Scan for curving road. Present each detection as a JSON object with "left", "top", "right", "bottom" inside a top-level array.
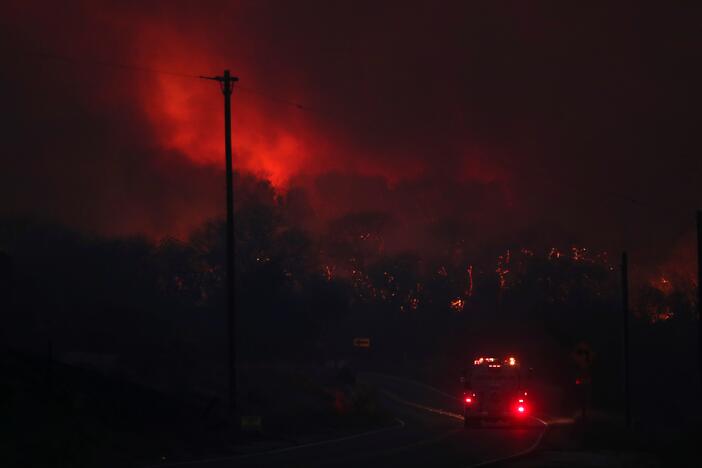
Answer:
[{"left": 160, "top": 373, "right": 547, "bottom": 468}]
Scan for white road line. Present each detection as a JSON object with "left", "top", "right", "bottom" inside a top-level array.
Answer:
[
  {"left": 143, "top": 418, "right": 406, "bottom": 468},
  {"left": 381, "top": 389, "right": 464, "bottom": 421},
  {"left": 367, "top": 373, "right": 550, "bottom": 467},
  {"left": 151, "top": 374, "right": 551, "bottom": 468},
  {"left": 465, "top": 417, "right": 548, "bottom": 468}
]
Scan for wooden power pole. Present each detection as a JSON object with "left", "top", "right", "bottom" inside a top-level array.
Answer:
[{"left": 202, "top": 70, "right": 239, "bottom": 417}]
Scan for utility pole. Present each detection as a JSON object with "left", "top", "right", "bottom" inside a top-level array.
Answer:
[
  {"left": 697, "top": 211, "right": 702, "bottom": 383},
  {"left": 201, "top": 70, "right": 239, "bottom": 417},
  {"left": 621, "top": 252, "right": 631, "bottom": 428}
]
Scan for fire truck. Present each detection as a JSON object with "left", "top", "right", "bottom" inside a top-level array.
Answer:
[{"left": 461, "top": 356, "right": 531, "bottom": 427}]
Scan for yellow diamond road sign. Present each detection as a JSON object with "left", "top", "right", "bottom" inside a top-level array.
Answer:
[{"left": 353, "top": 337, "right": 371, "bottom": 348}]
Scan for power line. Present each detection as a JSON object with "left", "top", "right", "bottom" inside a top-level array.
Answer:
[
  {"left": 14, "top": 49, "right": 202, "bottom": 80},
  {"left": 237, "top": 85, "right": 306, "bottom": 110},
  {"left": 10, "top": 48, "right": 314, "bottom": 111},
  {"left": 7, "top": 48, "right": 700, "bottom": 221}
]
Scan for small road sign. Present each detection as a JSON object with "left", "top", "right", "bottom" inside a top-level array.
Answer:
[{"left": 353, "top": 337, "right": 371, "bottom": 348}]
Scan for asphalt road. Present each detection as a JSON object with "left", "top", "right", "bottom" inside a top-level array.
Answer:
[{"left": 166, "top": 373, "right": 547, "bottom": 468}]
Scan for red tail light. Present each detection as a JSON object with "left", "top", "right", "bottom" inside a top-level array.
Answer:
[{"left": 514, "top": 397, "right": 528, "bottom": 415}]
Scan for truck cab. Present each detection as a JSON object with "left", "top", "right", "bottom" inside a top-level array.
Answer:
[{"left": 461, "top": 356, "right": 530, "bottom": 427}]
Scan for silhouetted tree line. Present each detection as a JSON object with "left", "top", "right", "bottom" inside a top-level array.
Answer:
[{"left": 1, "top": 174, "right": 698, "bottom": 411}]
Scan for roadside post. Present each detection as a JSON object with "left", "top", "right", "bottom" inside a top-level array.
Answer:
[{"left": 573, "top": 341, "right": 594, "bottom": 423}]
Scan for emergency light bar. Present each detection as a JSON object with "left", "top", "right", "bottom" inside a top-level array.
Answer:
[{"left": 473, "top": 356, "right": 519, "bottom": 366}]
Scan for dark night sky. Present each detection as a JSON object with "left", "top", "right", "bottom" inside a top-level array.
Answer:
[{"left": 1, "top": 1, "right": 701, "bottom": 274}]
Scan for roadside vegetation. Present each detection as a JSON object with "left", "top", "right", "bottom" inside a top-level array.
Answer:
[{"left": 2, "top": 171, "right": 699, "bottom": 466}]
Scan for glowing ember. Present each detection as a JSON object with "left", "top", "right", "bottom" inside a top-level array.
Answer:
[
  {"left": 654, "top": 276, "right": 674, "bottom": 295},
  {"left": 323, "top": 265, "right": 334, "bottom": 281},
  {"left": 571, "top": 247, "right": 586, "bottom": 261},
  {"left": 520, "top": 248, "right": 534, "bottom": 257},
  {"left": 548, "top": 248, "right": 562, "bottom": 260},
  {"left": 496, "top": 250, "right": 511, "bottom": 290},
  {"left": 466, "top": 264, "right": 474, "bottom": 297}
]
